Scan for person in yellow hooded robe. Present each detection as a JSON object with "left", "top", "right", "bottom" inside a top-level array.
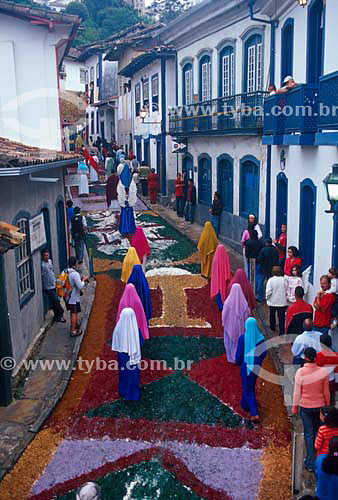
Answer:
[
  {"left": 197, "top": 221, "right": 218, "bottom": 278},
  {"left": 121, "top": 247, "right": 141, "bottom": 283}
]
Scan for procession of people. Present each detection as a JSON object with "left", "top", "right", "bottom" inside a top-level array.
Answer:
[{"left": 50, "top": 141, "right": 338, "bottom": 499}]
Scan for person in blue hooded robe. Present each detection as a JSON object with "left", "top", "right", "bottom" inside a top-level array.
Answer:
[
  {"left": 117, "top": 171, "right": 137, "bottom": 236},
  {"left": 235, "top": 317, "right": 266, "bottom": 423},
  {"left": 128, "top": 264, "right": 152, "bottom": 322}
]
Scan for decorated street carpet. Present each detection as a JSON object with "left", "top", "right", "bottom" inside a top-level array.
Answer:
[{"left": 0, "top": 201, "right": 291, "bottom": 500}]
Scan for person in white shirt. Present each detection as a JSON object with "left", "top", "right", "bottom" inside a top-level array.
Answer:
[
  {"left": 266, "top": 265, "right": 288, "bottom": 335},
  {"left": 67, "top": 256, "right": 89, "bottom": 337},
  {"left": 291, "top": 318, "right": 322, "bottom": 365}
]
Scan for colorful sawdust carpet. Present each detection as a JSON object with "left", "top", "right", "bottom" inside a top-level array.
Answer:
[{"left": 0, "top": 205, "right": 291, "bottom": 500}]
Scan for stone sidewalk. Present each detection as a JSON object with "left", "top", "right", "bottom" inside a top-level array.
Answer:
[{"left": 0, "top": 279, "right": 96, "bottom": 481}]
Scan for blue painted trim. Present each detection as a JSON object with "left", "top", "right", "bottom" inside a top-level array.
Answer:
[
  {"left": 275, "top": 172, "right": 288, "bottom": 238},
  {"left": 265, "top": 145, "right": 271, "bottom": 238},
  {"left": 134, "top": 134, "right": 162, "bottom": 140},
  {"left": 320, "top": 69, "right": 338, "bottom": 82},
  {"left": 315, "top": 132, "right": 338, "bottom": 145},
  {"left": 174, "top": 128, "right": 264, "bottom": 137},
  {"left": 242, "top": 29, "right": 264, "bottom": 93},
  {"left": 55, "top": 196, "right": 68, "bottom": 271},
  {"left": 98, "top": 53, "right": 103, "bottom": 102},
  {"left": 161, "top": 58, "right": 167, "bottom": 195},
  {"left": 218, "top": 45, "right": 235, "bottom": 98},
  {"left": 198, "top": 54, "right": 211, "bottom": 102},
  {"left": 182, "top": 62, "right": 193, "bottom": 106},
  {"left": 262, "top": 135, "right": 284, "bottom": 145},
  {"left": 281, "top": 18, "right": 294, "bottom": 86},
  {"left": 332, "top": 207, "right": 338, "bottom": 267},
  {"left": 283, "top": 133, "right": 316, "bottom": 145},
  {"left": 0, "top": 253, "right": 13, "bottom": 405},
  {"left": 198, "top": 153, "right": 212, "bottom": 206},
  {"left": 239, "top": 155, "right": 260, "bottom": 218},
  {"left": 306, "top": 0, "right": 325, "bottom": 84},
  {"left": 217, "top": 153, "right": 234, "bottom": 213},
  {"left": 299, "top": 178, "right": 317, "bottom": 283}
]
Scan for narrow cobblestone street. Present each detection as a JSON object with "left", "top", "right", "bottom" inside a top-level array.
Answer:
[{"left": 0, "top": 191, "right": 291, "bottom": 500}]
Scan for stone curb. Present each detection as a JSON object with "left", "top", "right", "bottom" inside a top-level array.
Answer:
[{"left": 0, "top": 280, "right": 96, "bottom": 481}]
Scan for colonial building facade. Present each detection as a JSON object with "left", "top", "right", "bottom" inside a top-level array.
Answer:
[
  {"left": 161, "top": 0, "right": 271, "bottom": 249},
  {"left": 262, "top": 0, "right": 338, "bottom": 301}
]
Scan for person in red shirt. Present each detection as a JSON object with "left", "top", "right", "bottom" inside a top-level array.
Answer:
[
  {"left": 147, "top": 168, "right": 158, "bottom": 204},
  {"left": 284, "top": 245, "right": 302, "bottom": 276},
  {"left": 286, "top": 286, "right": 313, "bottom": 335},
  {"left": 314, "top": 275, "right": 336, "bottom": 334},
  {"left": 175, "top": 172, "right": 185, "bottom": 217},
  {"left": 273, "top": 224, "right": 287, "bottom": 270},
  {"left": 316, "top": 333, "right": 338, "bottom": 404},
  {"left": 315, "top": 406, "right": 338, "bottom": 456}
]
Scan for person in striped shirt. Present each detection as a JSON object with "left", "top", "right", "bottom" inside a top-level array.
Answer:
[{"left": 315, "top": 407, "right": 338, "bottom": 456}]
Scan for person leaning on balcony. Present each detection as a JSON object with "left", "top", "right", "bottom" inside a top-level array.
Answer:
[
  {"left": 277, "top": 75, "right": 298, "bottom": 94},
  {"left": 268, "top": 84, "right": 277, "bottom": 96}
]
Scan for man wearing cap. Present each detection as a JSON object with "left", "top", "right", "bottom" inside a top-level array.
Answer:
[{"left": 277, "top": 75, "right": 298, "bottom": 93}]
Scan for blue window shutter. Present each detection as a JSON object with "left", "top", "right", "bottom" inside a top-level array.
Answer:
[
  {"left": 281, "top": 19, "right": 294, "bottom": 86},
  {"left": 299, "top": 179, "right": 317, "bottom": 278},
  {"left": 240, "top": 157, "right": 259, "bottom": 217},
  {"left": 198, "top": 155, "right": 212, "bottom": 206},
  {"left": 217, "top": 155, "right": 233, "bottom": 213}
]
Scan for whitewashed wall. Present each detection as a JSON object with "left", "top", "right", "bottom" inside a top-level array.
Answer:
[
  {"left": 0, "top": 13, "right": 68, "bottom": 150},
  {"left": 60, "top": 58, "right": 85, "bottom": 93}
]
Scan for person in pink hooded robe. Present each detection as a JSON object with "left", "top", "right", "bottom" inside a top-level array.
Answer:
[
  {"left": 131, "top": 227, "right": 151, "bottom": 272},
  {"left": 222, "top": 283, "right": 250, "bottom": 363},
  {"left": 116, "top": 283, "right": 149, "bottom": 342},
  {"left": 210, "top": 244, "right": 232, "bottom": 311}
]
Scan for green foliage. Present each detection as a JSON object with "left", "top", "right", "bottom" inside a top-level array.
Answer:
[
  {"left": 64, "top": 1, "right": 89, "bottom": 20},
  {"left": 66, "top": 0, "right": 147, "bottom": 47},
  {"left": 152, "top": 0, "right": 192, "bottom": 24}
]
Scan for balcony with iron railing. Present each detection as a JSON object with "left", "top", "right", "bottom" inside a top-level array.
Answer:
[
  {"left": 169, "top": 91, "right": 268, "bottom": 136},
  {"left": 315, "top": 70, "right": 338, "bottom": 145},
  {"left": 262, "top": 84, "right": 319, "bottom": 145}
]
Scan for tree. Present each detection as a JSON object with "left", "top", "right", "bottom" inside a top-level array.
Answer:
[
  {"left": 96, "top": 6, "right": 140, "bottom": 39},
  {"left": 73, "top": 19, "right": 100, "bottom": 47},
  {"left": 152, "top": 0, "right": 192, "bottom": 24},
  {"left": 64, "top": 1, "right": 89, "bottom": 20}
]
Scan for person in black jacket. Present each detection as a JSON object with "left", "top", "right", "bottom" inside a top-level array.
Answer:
[
  {"left": 256, "top": 238, "right": 279, "bottom": 302},
  {"left": 209, "top": 191, "right": 222, "bottom": 236},
  {"left": 184, "top": 179, "right": 197, "bottom": 223}
]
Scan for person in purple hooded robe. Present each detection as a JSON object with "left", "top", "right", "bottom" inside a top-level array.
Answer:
[{"left": 222, "top": 283, "right": 250, "bottom": 363}]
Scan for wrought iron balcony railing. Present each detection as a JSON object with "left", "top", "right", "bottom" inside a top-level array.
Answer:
[
  {"left": 263, "top": 84, "right": 319, "bottom": 136},
  {"left": 318, "top": 71, "right": 338, "bottom": 129},
  {"left": 169, "top": 91, "right": 268, "bottom": 136}
]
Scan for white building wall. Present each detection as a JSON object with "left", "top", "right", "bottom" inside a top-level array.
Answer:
[
  {"left": 60, "top": 59, "right": 85, "bottom": 93},
  {"left": 0, "top": 13, "right": 66, "bottom": 150}
]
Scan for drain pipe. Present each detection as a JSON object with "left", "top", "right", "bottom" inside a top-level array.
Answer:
[{"left": 248, "top": 0, "right": 278, "bottom": 238}]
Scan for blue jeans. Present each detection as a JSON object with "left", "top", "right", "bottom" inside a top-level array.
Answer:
[
  {"left": 256, "top": 266, "right": 266, "bottom": 302},
  {"left": 184, "top": 201, "right": 195, "bottom": 223},
  {"left": 300, "top": 406, "right": 321, "bottom": 470},
  {"left": 315, "top": 326, "right": 329, "bottom": 334},
  {"left": 176, "top": 197, "right": 184, "bottom": 217},
  {"left": 211, "top": 215, "right": 220, "bottom": 236},
  {"left": 74, "top": 237, "right": 85, "bottom": 263},
  {"left": 44, "top": 288, "right": 64, "bottom": 321}
]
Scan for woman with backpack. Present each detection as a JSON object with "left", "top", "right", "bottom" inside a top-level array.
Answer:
[{"left": 71, "top": 207, "right": 87, "bottom": 265}]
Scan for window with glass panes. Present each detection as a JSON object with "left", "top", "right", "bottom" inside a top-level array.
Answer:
[
  {"left": 200, "top": 56, "right": 211, "bottom": 101},
  {"left": 135, "top": 83, "right": 141, "bottom": 116},
  {"left": 184, "top": 67, "right": 193, "bottom": 105},
  {"left": 15, "top": 218, "right": 34, "bottom": 303},
  {"left": 90, "top": 66, "right": 94, "bottom": 83},
  {"left": 245, "top": 34, "right": 263, "bottom": 93},
  {"left": 80, "top": 68, "right": 86, "bottom": 84},
  {"left": 221, "top": 47, "right": 234, "bottom": 97},
  {"left": 151, "top": 74, "right": 159, "bottom": 111},
  {"left": 143, "top": 78, "right": 149, "bottom": 108}
]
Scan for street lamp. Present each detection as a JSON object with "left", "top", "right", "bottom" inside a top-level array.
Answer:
[
  {"left": 323, "top": 164, "right": 338, "bottom": 212},
  {"left": 139, "top": 107, "right": 148, "bottom": 123},
  {"left": 297, "top": 0, "right": 308, "bottom": 6},
  {"left": 139, "top": 106, "right": 161, "bottom": 124}
]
